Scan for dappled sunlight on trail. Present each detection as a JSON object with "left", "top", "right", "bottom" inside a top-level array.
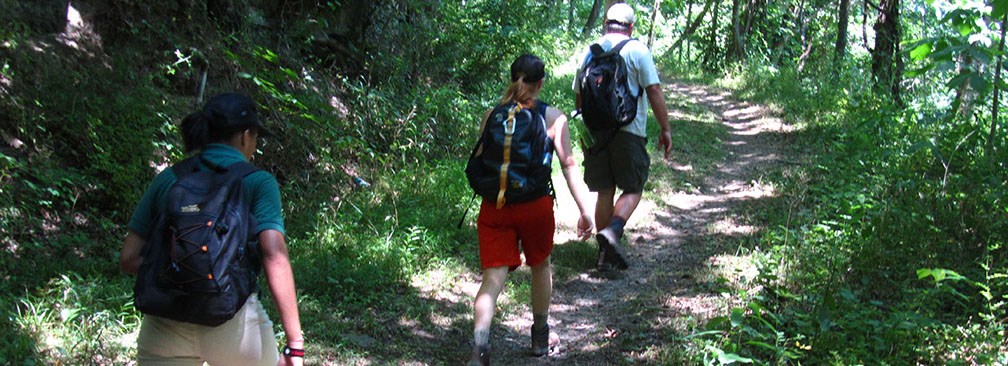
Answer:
[{"left": 411, "top": 80, "right": 799, "bottom": 364}]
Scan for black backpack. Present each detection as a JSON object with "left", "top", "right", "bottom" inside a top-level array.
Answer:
[
  {"left": 576, "top": 39, "right": 638, "bottom": 133},
  {"left": 465, "top": 101, "right": 553, "bottom": 209},
  {"left": 134, "top": 156, "right": 262, "bottom": 326}
]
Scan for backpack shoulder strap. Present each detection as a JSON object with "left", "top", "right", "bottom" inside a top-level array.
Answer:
[
  {"left": 534, "top": 100, "right": 549, "bottom": 117},
  {"left": 610, "top": 38, "right": 635, "bottom": 55},
  {"left": 172, "top": 155, "right": 259, "bottom": 180},
  {"left": 222, "top": 161, "right": 260, "bottom": 180},
  {"left": 171, "top": 156, "right": 202, "bottom": 179},
  {"left": 534, "top": 101, "right": 555, "bottom": 151}
]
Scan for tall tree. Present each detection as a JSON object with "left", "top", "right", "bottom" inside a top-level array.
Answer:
[
  {"left": 569, "top": 0, "right": 577, "bottom": 32},
  {"left": 583, "top": 0, "right": 604, "bottom": 35},
  {"left": 730, "top": 0, "right": 745, "bottom": 61},
  {"left": 834, "top": 0, "right": 850, "bottom": 64},
  {"left": 989, "top": 10, "right": 1008, "bottom": 153},
  {"left": 680, "top": 0, "right": 695, "bottom": 63},
  {"left": 796, "top": 0, "right": 812, "bottom": 71},
  {"left": 870, "top": 0, "right": 903, "bottom": 105},
  {"left": 703, "top": 0, "right": 722, "bottom": 70},
  {"left": 671, "top": 0, "right": 717, "bottom": 52},
  {"left": 647, "top": 0, "right": 662, "bottom": 48}
]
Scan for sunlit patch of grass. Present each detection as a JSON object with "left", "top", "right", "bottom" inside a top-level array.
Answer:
[
  {"left": 701, "top": 254, "right": 760, "bottom": 293},
  {"left": 648, "top": 89, "right": 729, "bottom": 193},
  {"left": 922, "top": 322, "right": 1008, "bottom": 365},
  {"left": 9, "top": 273, "right": 138, "bottom": 365},
  {"left": 551, "top": 239, "right": 597, "bottom": 280}
]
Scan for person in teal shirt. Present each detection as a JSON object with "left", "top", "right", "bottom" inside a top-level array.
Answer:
[{"left": 120, "top": 93, "right": 305, "bottom": 366}]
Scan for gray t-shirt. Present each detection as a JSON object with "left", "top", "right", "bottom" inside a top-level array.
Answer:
[{"left": 574, "top": 33, "right": 661, "bottom": 138}]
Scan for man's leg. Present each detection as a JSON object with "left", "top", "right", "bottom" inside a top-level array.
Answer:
[
  {"left": 596, "top": 191, "right": 641, "bottom": 270},
  {"left": 594, "top": 188, "right": 616, "bottom": 270},
  {"left": 594, "top": 187, "right": 617, "bottom": 230},
  {"left": 611, "top": 191, "right": 642, "bottom": 229}
]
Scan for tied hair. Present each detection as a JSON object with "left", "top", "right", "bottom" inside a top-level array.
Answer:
[
  {"left": 181, "top": 110, "right": 212, "bottom": 153},
  {"left": 500, "top": 74, "right": 538, "bottom": 108},
  {"left": 180, "top": 109, "right": 248, "bottom": 153}
]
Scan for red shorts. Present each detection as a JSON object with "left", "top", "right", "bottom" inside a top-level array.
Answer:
[{"left": 477, "top": 195, "right": 555, "bottom": 270}]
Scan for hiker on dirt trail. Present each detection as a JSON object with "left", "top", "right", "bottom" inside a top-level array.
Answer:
[
  {"left": 119, "top": 93, "right": 305, "bottom": 366},
  {"left": 466, "top": 54, "right": 595, "bottom": 365},
  {"left": 573, "top": 2, "right": 672, "bottom": 272}
]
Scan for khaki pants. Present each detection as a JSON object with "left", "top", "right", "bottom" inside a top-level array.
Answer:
[{"left": 137, "top": 294, "right": 279, "bottom": 366}]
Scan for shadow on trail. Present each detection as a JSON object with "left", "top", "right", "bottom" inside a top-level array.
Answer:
[
  {"left": 521, "top": 81, "right": 800, "bottom": 365},
  {"left": 355, "top": 81, "right": 804, "bottom": 365}
]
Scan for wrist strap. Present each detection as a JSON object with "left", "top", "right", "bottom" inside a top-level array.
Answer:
[{"left": 282, "top": 345, "right": 305, "bottom": 358}]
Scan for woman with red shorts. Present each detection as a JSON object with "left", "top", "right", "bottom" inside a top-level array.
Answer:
[{"left": 468, "top": 54, "right": 594, "bottom": 365}]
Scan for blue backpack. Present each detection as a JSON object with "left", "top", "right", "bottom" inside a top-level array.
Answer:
[
  {"left": 134, "top": 156, "right": 261, "bottom": 326},
  {"left": 465, "top": 101, "right": 554, "bottom": 209}
]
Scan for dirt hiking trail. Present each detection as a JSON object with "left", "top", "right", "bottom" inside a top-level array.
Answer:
[{"left": 446, "top": 81, "right": 794, "bottom": 365}]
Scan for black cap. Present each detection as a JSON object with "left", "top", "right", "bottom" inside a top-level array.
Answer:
[
  {"left": 510, "top": 54, "right": 545, "bottom": 83},
  {"left": 203, "top": 93, "right": 272, "bottom": 137}
]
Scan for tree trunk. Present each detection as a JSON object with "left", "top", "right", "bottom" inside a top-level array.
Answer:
[
  {"left": 861, "top": 0, "right": 870, "bottom": 51},
  {"left": 583, "top": 0, "right": 604, "bottom": 36},
  {"left": 834, "top": 0, "right": 849, "bottom": 64},
  {"left": 647, "top": 0, "right": 662, "bottom": 48},
  {"left": 730, "top": 0, "right": 745, "bottom": 62},
  {"left": 795, "top": 0, "right": 808, "bottom": 70},
  {"left": 743, "top": 0, "right": 757, "bottom": 38},
  {"left": 770, "top": 1, "right": 794, "bottom": 65},
  {"left": 681, "top": 0, "right": 697, "bottom": 63},
  {"left": 704, "top": 0, "right": 721, "bottom": 69},
  {"left": 670, "top": 0, "right": 717, "bottom": 52},
  {"left": 988, "top": 10, "right": 1008, "bottom": 154},
  {"left": 871, "top": 0, "right": 903, "bottom": 105},
  {"left": 569, "top": 0, "right": 576, "bottom": 32}
]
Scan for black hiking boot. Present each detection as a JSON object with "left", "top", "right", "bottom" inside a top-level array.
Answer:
[
  {"left": 596, "top": 227, "right": 628, "bottom": 270},
  {"left": 467, "top": 343, "right": 489, "bottom": 366},
  {"left": 597, "top": 241, "right": 611, "bottom": 271},
  {"left": 531, "top": 324, "right": 559, "bottom": 357}
]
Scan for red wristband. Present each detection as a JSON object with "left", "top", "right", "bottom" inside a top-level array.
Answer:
[{"left": 282, "top": 345, "right": 304, "bottom": 358}]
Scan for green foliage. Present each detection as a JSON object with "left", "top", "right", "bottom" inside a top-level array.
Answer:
[
  {"left": 5, "top": 0, "right": 1007, "bottom": 363},
  {"left": 691, "top": 290, "right": 805, "bottom": 365},
  {"left": 676, "top": 1, "right": 1008, "bottom": 361},
  {"left": 2, "top": 273, "right": 138, "bottom": 365}
]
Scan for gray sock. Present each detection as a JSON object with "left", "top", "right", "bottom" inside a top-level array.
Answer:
[{"left": 473, "top": 328, "right": 490, "bottom": 347}]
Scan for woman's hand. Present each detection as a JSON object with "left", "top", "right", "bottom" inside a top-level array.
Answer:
[
  {"left": 576, "top": 213, "right": 594, "bottom": 240},
  {"left": 279, "top": 354, "right": 303, "bottom": 366}
]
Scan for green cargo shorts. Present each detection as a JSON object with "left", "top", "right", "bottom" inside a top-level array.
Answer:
[{"left": 583, "top": 130, "right": 650, "bottom": 193}]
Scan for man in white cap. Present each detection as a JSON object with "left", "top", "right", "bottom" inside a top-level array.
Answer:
[{"left": 573, "top": 2, "right": 672, "bottom": 272}]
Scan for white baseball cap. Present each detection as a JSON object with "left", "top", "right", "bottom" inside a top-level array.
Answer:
[{"left": 606, "top": 3, "right": 635, "bottom": 25}]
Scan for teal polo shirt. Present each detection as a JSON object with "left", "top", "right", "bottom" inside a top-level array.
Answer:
[{"left": 128, "top": 144, "right": 285, "bottom": 239}]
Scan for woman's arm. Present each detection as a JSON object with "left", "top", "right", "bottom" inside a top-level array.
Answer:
[
  {"left": 260, "top": 229, "right": 304, "bottom": 366},
  {"left": 547, "top": 107, "right": 594, "bottom": 240},
  {"left": 120, "top": 230, "right": 145, "bottom": 274}
]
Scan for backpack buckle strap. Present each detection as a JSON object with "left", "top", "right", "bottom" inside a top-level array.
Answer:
[
  {"left": 496, "top": 105, "right": 521, "bottom": 208},
  {"left": 502, "top": 105, "right": 519, "bottom": 135}
]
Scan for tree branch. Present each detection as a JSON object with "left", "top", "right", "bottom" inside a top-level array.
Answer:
[{"left": 669, "top": 0, "right": 717, "bottom": 51}]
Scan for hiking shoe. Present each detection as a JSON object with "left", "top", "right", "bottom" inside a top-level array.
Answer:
[
  {"left": 467, "top": 343, "right": 490, "bottom": 366},
  {"left": 597, "top": 242, "right": 612, "bottom": 271},
  {"left": 531, "top": 325, "right": 559, "bottom": 357},
  {"left": 596, "top": 228, "right": 628, "bottom": 270}
]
